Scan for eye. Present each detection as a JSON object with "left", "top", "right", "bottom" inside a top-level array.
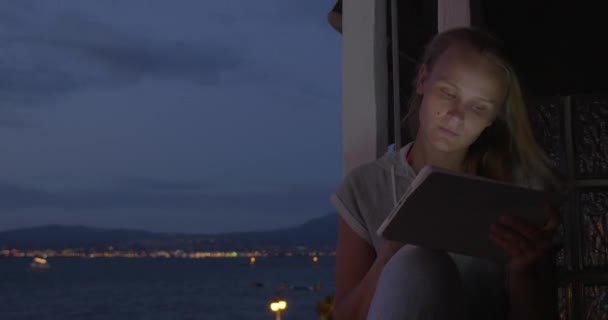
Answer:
[
  {"left": 439, "top": 87, "right": 456, "bottom": 99},
  {"left": 470, "top": 104, "right": 488, "bottom": 112}
]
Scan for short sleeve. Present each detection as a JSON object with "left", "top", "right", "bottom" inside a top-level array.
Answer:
[{"left": 330, "top": 169, "right": 372, "bottom": 245}]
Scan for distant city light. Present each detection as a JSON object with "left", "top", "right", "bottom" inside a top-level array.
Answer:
[{"left": 0, "top": 247, "right": 336, "bottom": 259}]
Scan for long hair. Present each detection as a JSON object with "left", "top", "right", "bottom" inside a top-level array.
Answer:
[{"left": 403, "top": 27, "right": 564, "bottom": 192}]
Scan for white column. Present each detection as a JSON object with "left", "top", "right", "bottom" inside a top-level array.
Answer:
[
  {"left": 341, "top": 0, "right": 388, "bottom": 176},
  {"left": 437, "top": 0, "right": 470, "bottom": 31}
]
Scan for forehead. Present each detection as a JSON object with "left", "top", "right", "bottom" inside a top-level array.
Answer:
[{"left": 429, "top": 45, "right": 508, "bottom": 102}]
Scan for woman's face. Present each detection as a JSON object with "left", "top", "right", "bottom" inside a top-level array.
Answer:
[{"left": 416, "top": 44, "right": 508, "bottom": 154}]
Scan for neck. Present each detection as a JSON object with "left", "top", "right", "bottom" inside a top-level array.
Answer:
[{"left": 409, "top": 140, "right": 467, "bottom": 174}]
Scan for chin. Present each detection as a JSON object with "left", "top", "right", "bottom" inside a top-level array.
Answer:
[
  {"left": 419, "top": 128, "right": 470, "bottom": 153},
  {"left": 431, "top": 140, "right": 456, "bottom": 152},
  {"left": 429, "top": 136, "right": 467, "bottom": 153}
]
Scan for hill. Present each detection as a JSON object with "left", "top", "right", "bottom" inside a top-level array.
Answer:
[{"left": 0, "top": 214, "right": 338, "bottom": 251}]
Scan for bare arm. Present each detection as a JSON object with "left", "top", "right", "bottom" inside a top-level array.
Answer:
[
  {"left": 334, "top": 216, "right": 403, "bottom": 320},
  {"left": 490, "top": 207, "right": 561, "bottom": 320},
  {"left": 508, "top": 254, "right": 559, "bottom": 320}
]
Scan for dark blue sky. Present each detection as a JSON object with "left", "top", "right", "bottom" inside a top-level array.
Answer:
[{"left": 0, "top": 1, "right": 342, "bottom": 233}]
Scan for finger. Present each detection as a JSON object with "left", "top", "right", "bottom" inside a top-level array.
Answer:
[
  {"left": 543, "top": 206, "right": 561, "bottom": 232},
  {"left": 489, "top": 231, "right": 521, "bottom": 257},
  {"left": 498, "top": 215, "right": 543, "bottom": 243},
  {"left": 490, "top": 229, "right": 543, "bottom": 269},
  {"left": 490, "top": 223, "right": 533, "bottom": 253}
]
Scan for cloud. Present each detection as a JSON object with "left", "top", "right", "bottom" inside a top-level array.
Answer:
[
  {"left": 0, "top": 176, "right": 336, "bottom": 232},
  {"left": 0, "top": 1, "right": 342, "bottom": 232},
  {"left": 0, "top": 11, "right": 246, "bottom": 109},
  {"left": 110, "top": 177, "right": 211, "bottom": 192},
  {"left": 0, "top": 178, "right": 332, "bottom": 213},
  {"left": 0, "top": 2, "right": 38, "bottom": 26},
  {"left": 0, "top": 109, "right": 30, "bottom": 128},
  {"left": 0, "top": 0, "right": 340, "bottom": 113}
]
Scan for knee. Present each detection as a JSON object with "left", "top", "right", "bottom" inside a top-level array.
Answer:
[
  {"left": 381, "top": 245, "right": 461, "bottom": 288},
  {"left": 387, "top": 245, "right": 458, "bottom": 272},
  {"left": 369, "top": 246, "right": 468, "bottom": 319}
]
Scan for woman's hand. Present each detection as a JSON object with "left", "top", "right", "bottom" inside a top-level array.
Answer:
[{"left": 489, "top": 206, "right": 560, "bottom": 273}]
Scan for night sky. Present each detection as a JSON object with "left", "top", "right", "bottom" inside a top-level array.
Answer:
[{"left": 0, "top": 1, "right": 342, "bottom": 233}]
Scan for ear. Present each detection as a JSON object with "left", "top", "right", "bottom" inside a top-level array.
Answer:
[{"left": 415, "top": 65, "right": 428, "bottom": 95}]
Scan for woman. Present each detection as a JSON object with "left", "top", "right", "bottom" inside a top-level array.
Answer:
[{"left": 331, "top": 27, "right": 563, "bottom": 320}]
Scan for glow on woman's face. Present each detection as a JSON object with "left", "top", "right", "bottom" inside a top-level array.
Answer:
[{"left": 416, "top": 44, "right": 508, "bottom": 153}]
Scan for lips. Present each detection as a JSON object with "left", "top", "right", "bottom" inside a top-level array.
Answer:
[{"left": 438, "top": 126, "right": 459, "bottom": 137}]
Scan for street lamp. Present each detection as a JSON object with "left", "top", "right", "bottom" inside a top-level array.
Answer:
[{"left": 270, "top": 300, "right": 287, "bottom": 320}]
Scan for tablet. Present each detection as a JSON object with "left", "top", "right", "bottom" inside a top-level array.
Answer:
[{"left": 377, "top": 165, "right": 553, "bottom": 262}]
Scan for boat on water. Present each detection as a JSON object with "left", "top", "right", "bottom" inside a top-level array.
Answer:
[{"left": 29, "top": 257, "right": 51, "bottom": 271}]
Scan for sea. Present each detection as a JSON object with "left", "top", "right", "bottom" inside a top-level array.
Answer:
[{"left": 0, "top": 256, "right": 336, "bottom": 320}]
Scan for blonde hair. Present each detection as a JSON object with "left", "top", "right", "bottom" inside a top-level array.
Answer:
[{"left": 403, "top": 27, "right": 563, "bottom": 191}]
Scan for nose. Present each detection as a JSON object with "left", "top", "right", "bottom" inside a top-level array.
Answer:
[{"left": 445, "top": 102, "right": 465, "bottom": 123}]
